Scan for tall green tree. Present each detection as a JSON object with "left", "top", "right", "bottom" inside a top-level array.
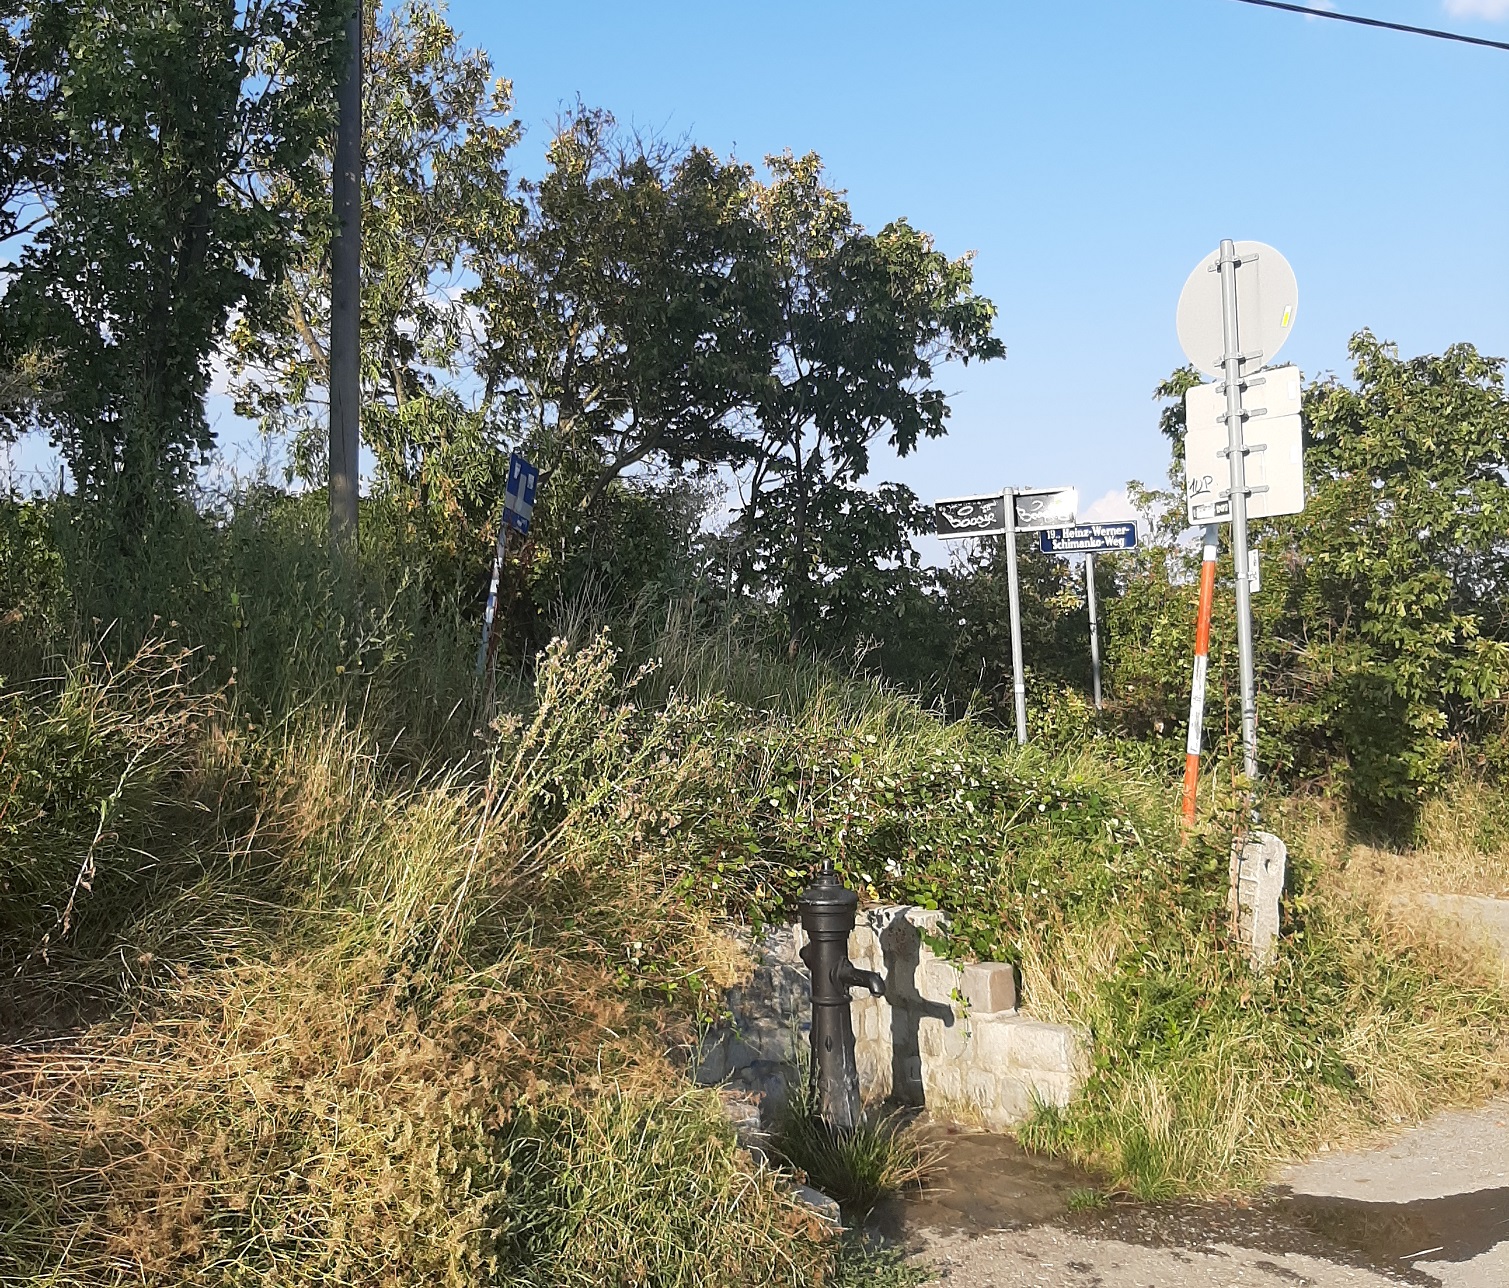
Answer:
[
  {"left": 0, "top": 0, "right": 349, "bottom": 523},
  {"left": 0, "top": 0, "right": 62, "bottom": 268},
  {"left": 229, "top": 0, "right": 519, "bottom": 534},
  {"left": 1105, "top": 337, "right": 1509, "bottom": 811},
  {"left": 1258, "top": 332, "right": 1509, "bottom": 807},
  {"left": 470, "top": 107, "right": 776, "bottom": 514},
  {"left": 730, "top": 152, "right": 1004, "bottom": 659}
]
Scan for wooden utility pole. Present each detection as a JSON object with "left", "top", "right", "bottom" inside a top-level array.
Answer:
[{"left": 328, "top": 0, "right": 362, "bottom": 554}]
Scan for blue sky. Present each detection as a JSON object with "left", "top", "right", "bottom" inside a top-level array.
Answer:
[
  {"left": 444, "top": 0, "right": 1509, "bottom": 537},
  {"left": 10, "top": 1, "right": 1505, "bottom": 533}
]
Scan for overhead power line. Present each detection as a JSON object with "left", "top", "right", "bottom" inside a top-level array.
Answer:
[{"left": 1231, "top": 0, "right": 1509, "bottom": 52}]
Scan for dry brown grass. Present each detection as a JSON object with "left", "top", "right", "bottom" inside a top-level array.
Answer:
[
  {"left": 1255, "top": 785, "right": 1509, "bottom": 1155},
  {"left": 1278, "top": 784, "right": 1509, "bottom": 990},
  {"left": 0, "top": 638, "right": 836, "bottom": 1287},
  {"left": 1282, "top": 781, "right": 1509, "bottom": 903}
]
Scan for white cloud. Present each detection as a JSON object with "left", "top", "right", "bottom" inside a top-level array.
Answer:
[
  {"left": 1080, "top": 488, "right": 1139, "bottom": 525},
  {"left": 1444, "top": 0, "right": 1509, "bottom": 19}
]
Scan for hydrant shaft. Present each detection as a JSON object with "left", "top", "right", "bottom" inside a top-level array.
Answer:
[{"left": 797, "top": 865, "right": 884, "bottom": 1132}]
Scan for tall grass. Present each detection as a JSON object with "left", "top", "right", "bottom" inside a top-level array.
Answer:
[
  {"left": 5, "top": 492, "right": 1509, "bottom": 1274},
  {"left": 569, "top": 605, "right": 1509, "bottom": 1199},
  {"left": 1012, "top": 753, "right": 1509, "bottom": 1196},
  {"left": 0, "top": 636, "right": 845, "bottom": 1285},
  {"left": 771, "top": 1093, "right": 934, "bottom": 1218}
]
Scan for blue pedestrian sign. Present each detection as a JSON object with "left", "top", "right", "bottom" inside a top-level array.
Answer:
[
  {"left": 1039, "top": 521, "right": 1138, "bottom": 555},
  {"left": 502, "top": 452, "right": 538, "bottom": 535}
]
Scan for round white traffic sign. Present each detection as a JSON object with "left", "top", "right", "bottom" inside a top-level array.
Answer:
[{"left": 1176, "top": 241, "right": 1297, "bottom": 379}]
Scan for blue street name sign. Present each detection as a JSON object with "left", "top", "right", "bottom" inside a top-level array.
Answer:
[
  {"left": 1039, "top": 521, "right": 1138, "bottom": 555},
  {"left": 502, "top": 451, "right": 539, "bottom": 535}
]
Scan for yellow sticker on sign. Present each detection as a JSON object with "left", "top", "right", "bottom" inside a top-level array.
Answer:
[{"left": 1281, "top": 305, "right": 1293, "bottom": 329}]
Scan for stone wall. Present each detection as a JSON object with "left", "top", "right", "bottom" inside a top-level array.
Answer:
[{"left": 697, "top": 906, "right": 1087, "bottom": 1132}]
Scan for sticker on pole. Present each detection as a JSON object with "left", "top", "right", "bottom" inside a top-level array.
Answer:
[
  {"left": 1176, "top": 241, "right": 1298, "bottom": 379},
  {"left": 1184, "top": 365, "right": 1304, "bottom": 524},
  {"left": 502, "top": 452, "right": 538, "bottom": 535},
  {"left": 935, "top": 492, "right": 1008, "bottom": 538},
  {"left": 1011, "top": 487, "right": 1078, "bottom": 532},
  {"left": 1039, "top": 521, "right": 1138, "bottom": 554}
]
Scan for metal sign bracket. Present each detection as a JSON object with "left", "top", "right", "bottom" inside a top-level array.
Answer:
[
  {"left": 1217, "top": 405, "right": 1269, "bottom": 425},
  {"left": 1209, "top": 249, "right": 1260, "bottom": 271},
  {"left": 1217, "top": 441, "right": 1268, "bottom": 460}
]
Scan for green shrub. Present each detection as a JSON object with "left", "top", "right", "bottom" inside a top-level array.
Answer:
[
  {"left": 0, "top": 642, "right": 216, "bottom": 1003},
  {"left": 494, "top": 1093, "right": 827, "bottom": 1287},
  {"left": 4, "top": 564, "right": 1508, "bottom": 1287},
  {"left": 770, "top": 1092, "right": 933, "bottom": 1219},
  {"left": 0, "top": 496, "right": 66, "bottom": 671}
]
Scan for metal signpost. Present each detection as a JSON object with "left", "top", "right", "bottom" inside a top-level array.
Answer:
[
  {"left": 1176, "top": 241, "right": 1298, "bottom": 783},
  {"left": 476, "top": 452, "right": 540, "bottom": 677},
  {"left": 1086, "top": 557, "right": 1102, "bottom": 709},
  {"left": 935, "top": 486, "right": 1077, "bottom": 744},
  {"left": 1039, "top": 521, "right": 1139, "bottom": 711},
  {"left": 1002, "top": 494, "right": 1026, "bottom": 744}
]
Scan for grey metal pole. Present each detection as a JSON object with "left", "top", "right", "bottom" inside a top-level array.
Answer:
[
  {"left": 1085, "top": 553, "right": 1102, "bottom": 710},
  {"left": 1218, "top": 239, "right": 1259, "bottom": 781},
  {"left": 329, "top": 0, "right": 363, "bottom": 556},
  {"left": 1003, "top": 489, "right": 1028, "bottom": 744}
]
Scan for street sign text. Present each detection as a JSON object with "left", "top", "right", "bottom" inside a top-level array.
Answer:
[{"left": 1039, "top": 521, "right": 1139, "bottom": 554}]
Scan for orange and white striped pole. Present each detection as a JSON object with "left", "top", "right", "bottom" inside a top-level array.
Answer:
[{"left": 1181, "top": 525, "right": 1221, "bottom": 828}]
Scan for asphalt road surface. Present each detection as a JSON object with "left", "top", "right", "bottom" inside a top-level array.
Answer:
[{"left": 872, "top": 1100, "right": 1509, "bottom": 1287}]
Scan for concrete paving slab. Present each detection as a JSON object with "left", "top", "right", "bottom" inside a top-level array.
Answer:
[
  {"left": 1280, "top": 1099, "right": 1509, "bottom": 1204},
  {"left": 923, "top": 1225, "right": 1407, "bottom": 1287},
  {"left": 1273, "top": 1098, "right": 1509, "bottom": 1287}
]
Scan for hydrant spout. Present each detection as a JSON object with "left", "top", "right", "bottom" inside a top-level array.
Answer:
[{"left": 835, "top": 961, "right": 885, "bottom": 997}]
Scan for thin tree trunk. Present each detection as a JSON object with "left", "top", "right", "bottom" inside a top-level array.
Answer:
[{"left": 328, "top": 0, "right": 362, "bottom": 555}]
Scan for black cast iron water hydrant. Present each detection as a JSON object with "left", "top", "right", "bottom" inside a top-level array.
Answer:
[{"left": 797, "top": 862, "right": 885, "bottom": 1131}]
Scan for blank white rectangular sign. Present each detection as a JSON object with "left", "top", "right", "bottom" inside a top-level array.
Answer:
[{"left": 1184, "top": 366, "right": 1305, "bottom": 525}]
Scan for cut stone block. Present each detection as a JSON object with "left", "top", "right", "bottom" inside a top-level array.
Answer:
[
  {"left": 993, "top": 1079, "right": 1038, "bottom": 1123},
  {"left": 1019, "top": 1069, "right": 1077, "bottom": 1109},
  {"left": 962, "top": 961, "right": 1019, "bottom": 1014},
  {"left": 920, "top": 958, "right": 963, "bottom": 1005},
  {"left": 1229, "top": 830, "right": 1287, "bottom": 971},
  {"left": 942, "top": 1017, "right": 969, "bottom": 1059},
  {"left": 972, "top": 1017, "right": 1077, "bottom": 1072},
  {"left": 967, "top": 1070, "right": 999, "bottom": 1108},
  {"left": 918, "top": 1015, "right": 946, "bottom": 1058},
  {"left": 791, "top": 1184, "right": 841, "bottom": 1223}
]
